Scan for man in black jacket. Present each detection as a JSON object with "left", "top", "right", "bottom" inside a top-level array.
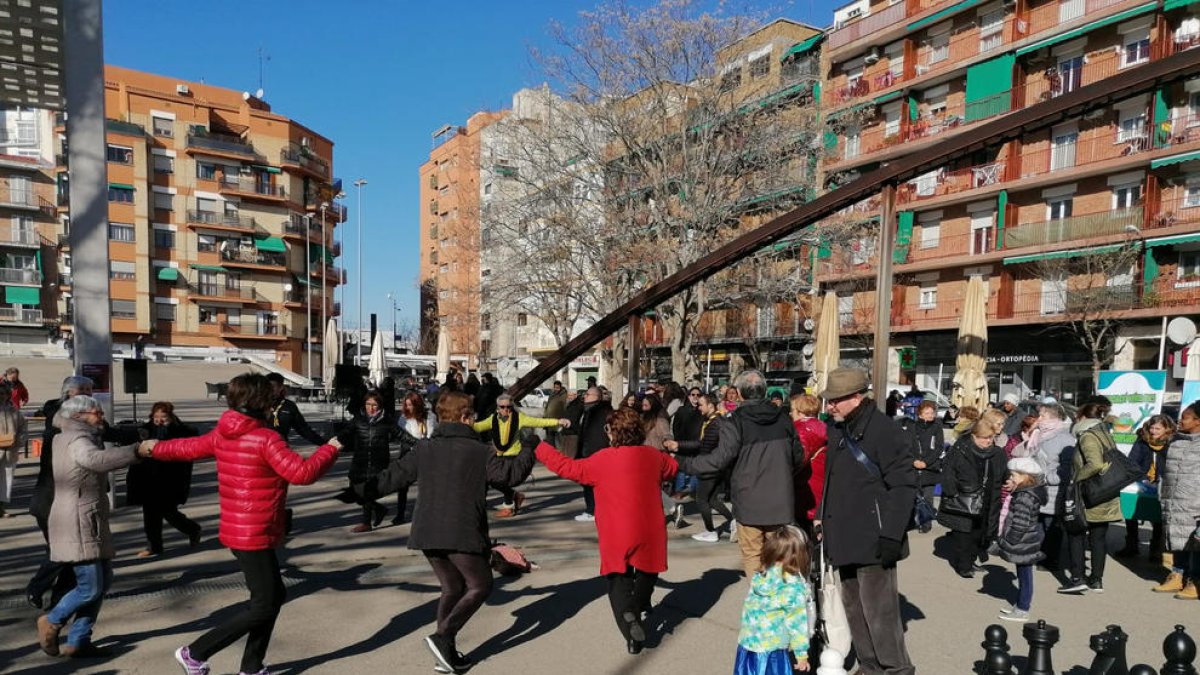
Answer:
[
  {"left": 266, "top": 373, "right": 326, "bottom": 446},
  {"left": 673, "top": 370, "right": 805, "bottom": 576},
  {"left": 571, "top": 387, "right": 612, "bottom": 522},
  {"left": 820, "top": 368, "right": 917, "bottom": 675}
]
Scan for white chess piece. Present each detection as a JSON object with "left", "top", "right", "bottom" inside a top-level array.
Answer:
[{"left": 816, "top": 648, "right": 847, "bottom": 675}]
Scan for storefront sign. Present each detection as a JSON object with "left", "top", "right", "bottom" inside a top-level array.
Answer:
[
  {"left": 988, "top": 354, "right": 1040, "bottom": 364},
  {"left": 1096, "top": 370, "right": 1167, "bottom": 453}
]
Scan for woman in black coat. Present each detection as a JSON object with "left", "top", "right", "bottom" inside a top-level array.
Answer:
[
  {"left": 902, "top": 400, "right": 946, "bottom": 532},
  {"left": 128, "top": 401, "right": 201, "bottom": 558},
  {"left": 342, "top": 392, "right": 409, "bottom": 532},
  {"left": 937, "top": 419, "right": 1007, "bottom": 578}
]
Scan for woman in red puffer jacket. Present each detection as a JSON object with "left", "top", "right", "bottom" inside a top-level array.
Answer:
[
  {"left": 789, "top": 394, "right": 827, "bottom": 534},
  {"left": 143, "top": 373, "right": 342, "bottom": 675}
]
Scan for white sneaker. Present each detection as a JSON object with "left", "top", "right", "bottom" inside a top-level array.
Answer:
[
  {"left": 729, "top": 519, "right": 738, "bottom": 543},
  {"left": 692, "top": 530, "right": 719, "bottom": 543},
  {"left": 574, "top": 512, "right": 595, "bottom": 522}
]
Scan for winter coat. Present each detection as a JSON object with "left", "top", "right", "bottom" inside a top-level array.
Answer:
[
  {"left": 537, "top": 441, "right": 677, "bottom": 575},
  {"left": 678, "top": 400, "right": 806, "bottom": 527},
  {"left": 671, "top": 403, "right": 703, "bottom": 445},
  {"left": 901, "top": 417, "right": 946, "bottom": 481},
  {"left": 9, "top": 380, "right": 28, "bottom": 408},
  {"left": 998, "top": 482, "right": 1047, "bottom": 565},
  {"left": 676, "top": 411, "right": 723, "bottom": 478},
  {"left": 578, "top": 401, "right": 613, "bottom": 458},
  {"left": 643, "top": 415, "right": 673, "bottom": 452},
  {"left": 1160, "top": 430, "right": 1200, "bottom": 551},
  {"left": 1128, "top": 437, "right": 1168, "bottom": 484},
  {"left": 820, "top": 401, "right": 918, "bottom": 567},
  {"left": 368, "top": 422, "right": 535, "bottom": 554},
  {"left": 737, "top": 565, "right": 811, "bottom": 655},
  {"left": 936, "top": 437, "right": 1007, "bottom": 538},
  {"left": 152, "top": 410, "right": 340, "bottom": 551},
  {"left": 0, "top": 403, "right": 27, "bottom": 473},
  {"left": 400, "top": 412, "right": 437, "bottom": 440},
  {"left": 1030, "top": 424, "right": 1075, "bottom": 516},
  {"left": 126, "top": 421, "right": 198, "bottom": 508},
  {"left": 269, "top": 397, "right": 326, "bottom": 446},
  {"left": 563, "top": 396, "right": 585, "bottom": 435},
  {"left": 48, "top": 415, "right": 139, "bottom": 562},
  {"left": 1072, "top": 419, "right": 1122, "bottom": 523},
  {"left": 793, "top": 417, "right": 827, "bottom": 522},
  {"left": 342, "top": 413, "right": 406, "bottom": 483}
]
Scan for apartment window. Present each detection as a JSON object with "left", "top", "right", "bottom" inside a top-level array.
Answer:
[
  {"left": 918, "top": 282, "right": 938, "bottom": 309},
  {"left": 1188, "top": 92, "right": 1200, "bottom": 126},
  {"left": 438, "top": 289, "right": 448, "bottom": 300},
  {"left": 1059, "top": 0, "right": 1084, "bottom": 22},
  {"left": 928, "top": 29, "right": 950, "bottom": 65},
  {"left": 756, "top": 305, "right": 776, "bottom": 337},
  {"left": 749, "top": 55, "right": 770, "bottom": 79},
  {"left": 151, "top": 116, "right": 173, "bottom": 137},
  {"left": 153, "top": 154, "right": 174, "bottom": 174},
  {"left": 155, "top": 303, "right": 176, "bottom": 322},
  {"left": 924, "top": 85, "right": 949, "bottom": 117},
  {"left": 197, "top": 270, "right": 217, "bottom": 295},
  {"left": 970, "top": 210, "right": 994, "bottom": 255},
  {"left": 110, "top": 260, "right": 136, "bottom": 280},
  {"left": 483, "top": 183, "right": 492, "bottom": 196},
  {"left": 1113, "top": 183, "right": 1142, "bottom": 209},
  {"left": 719, "top": 66, "right": 742, "bottom": 91},
  {"left": 918, "top": 211, "right": 941, "bottom": 248},
  {"left": 108, "top": 185, "right": 133, "bottom": 203},
  {"left": 883, "top": 103, "right": 902, "bottom": 138},
  {"left": 1056, "top": 56, "right": 1083, "bottom": 96},
  {"left": 109, "top": 222, "right": 134, "bottom": 242},
  {"left": 153, "top": 229, "right": 175, "bottom": 249},
  {"left": 1047, "top": 196, "right": 1073, "bottom": 220},
  {"left": 153, "top": 191, "right": 173, "bottom": 211},
  {"left": 12, "top": 214, "right": 33, "bottom": 240},
  {"left": 1122, "top": 29, "right": 1151, "bottom": 68},
  {"left": 838, "top": 294, "right": 855, "bottom": 327},
  {"left": 9, "top": 253, "right": 35, "bottom": 271},
  {"left": 225, "top": 273, "right": 241, "bottom": 290},
  {"left": 911, "top": 169, "right": 940, "bottom": 197},
  {"left": 851, "top": 236, "right": 876, "bottom": 265},
  {"left": 199, "top": 306, "right": 217, "bottom": 324},
  {"left": 439, "top": 264, "right": 449, "bottom": 274},
  {"left": 979, "top": 8, "right": 1005, "bottom": 53},
  {"left": 106, "top": 144, "right": 133, "bottom": 164},
  {"left": 1185, "top": 181, "right": 1200, "bottom": 209},
  {"left": 884, "top": 42, "right": 904, "bottom": 79},
  {"left": 844, "top": 127, "right": 861, "bottom": 160},
  {"left": 1117, "top": 109, "right": 1147, "bottom": 142},
  {"left": 517, "top": 312, "right": 528, "bottom": 327},
  {"left": 1179, "top": 251, "right": 1200, "bottom": 282},
  {"left": 1050, "top": 127, "right": 1078, "bottom": 170},
  {"left": 226, "top": 309, "right": 241, "bottom": 326},
  {"left": 196, "top": 162, "right": 216, "bottom": 180},
  {"left": 1041, "top": 275, "right": 1067, "bottom": 315},
  {"left": 198, "top": 234, "right": 217, "bottom": 252},
  {"left": 111, "top": 299, "right": 137, "bottom": 319}
]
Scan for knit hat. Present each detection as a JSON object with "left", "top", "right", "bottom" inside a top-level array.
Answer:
[
  {"left": 1002, "top": 393, "right": 1020, "bottom": 406},
  {"left": 1007, "top": 457, "right": 1043, "bottom": 476}
]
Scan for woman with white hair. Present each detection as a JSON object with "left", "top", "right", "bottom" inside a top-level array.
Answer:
[
  {"left": 36, "top": 395, "right": 146, "bottom": 658},
  {"left": 0, "top": 379, "right": 26, "bottom": 517}
]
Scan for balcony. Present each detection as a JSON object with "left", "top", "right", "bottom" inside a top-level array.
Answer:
[
  {"left": 897, "top": 160, "right": 1011, "bottom": 204},
  {"left": 1004, "top": 207, "right": 1144, "bottom": 250},
  {"left": 0, "top": 305, "right": 43, "bottom": 325},
  {"left": 897, "top": 229, "right": 999, "bottom": 266},
  {"left": 280, "top": 144, "right": 329, "bottom": 179},
  {"left": 827, "top": 1, "right": 907, "bottom": 51},
  {"left": 105, "top": 119, "right": 145, "bottom": 137},
  {"left": 0, "top": 188, "right": 41, "bottom": 210},
  {"left": 310, "top": 201, "right": 347, "bottom": 223},
  {"left": 283, "top": 213, "right": 321, "bottom": 239},
  {"left": 58, "top": 273, "right": 72, "bottom": 287},
  {"left": 186, "top": 210, "right": 258, "bottom": 232},
  {"left": 0, "top": 268, "right": 40, "bottom": 285},
  {"left": 186, "top": 131, "right": 257, "bottom": 159},
  {"left": 217, "top": 176, "right": 287, "bottom": 201},
  {"left": 220, "top": 322, "right": 288, "bottom": 339},
  {"left": 0, "top": 228, "right": 39, "bottom": 248},
  {"left": 220, "top": 247, "right": 287, "bottom": 269},
  {"left": 190, "top": 284, "right": 261, "bottom": 303}
]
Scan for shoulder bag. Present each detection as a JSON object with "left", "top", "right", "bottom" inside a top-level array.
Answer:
[
  {"left": 939, "top": 450, "right": 989, "bottom": 518},
  {"left": 1060, "top": 480, "right": 1089, "bottom": 535},
  {"left": 1079, "top": 429, "right": 1141, "bottom": 507},
  {"left": 843, "top": 434, "right": 933, "bottom": 531}
]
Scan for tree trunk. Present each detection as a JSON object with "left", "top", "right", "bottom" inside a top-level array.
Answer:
[{"left": 603, "top": 334, "right": 628, "bottom": 394}]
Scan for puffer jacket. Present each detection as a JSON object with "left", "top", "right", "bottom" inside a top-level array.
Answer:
[
  {"left": 1072, "top": 418, "right": 1122, "bottom": 523},
  {"left": 675, "top": 411, "right": 722, "bottom": 478},
  {"left": 341, "top": 413, "right": 407, "bottom": 483},
  {"left": 1031, "top": 423, "right": 1075, "bottom": 516},
  {"left": 48, "top": 415, "right": 139, "bottom": 562},
  {"left": 901, "top": 417, "right": 946, "bottom": 481},
  {"left": 998, "top": 481, "right": 1047, "bottom": 565},
  {"left": 152, "top": 409, "right": 339, "bottom": 551},
  {"left": 1160, "top": 430, "right": 1200, "bottom": 551}
]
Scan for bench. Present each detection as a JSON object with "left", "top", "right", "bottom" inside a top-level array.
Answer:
[{"left": 205, "top": 382, "right": 229, "bottom": 400}]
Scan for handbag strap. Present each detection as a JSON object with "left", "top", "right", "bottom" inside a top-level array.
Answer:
[{"left": 842, "top": 435, "right": 882, "bottom": 480}]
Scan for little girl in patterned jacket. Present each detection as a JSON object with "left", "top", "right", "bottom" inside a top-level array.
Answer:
[{"left": 734, "top": 525, "right": 813, "bottom": 674}]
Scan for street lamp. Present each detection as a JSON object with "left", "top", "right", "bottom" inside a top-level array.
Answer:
[
  {"left": 387, "top": 291, "right": 398, "bottom": 353},
  {"left": 304, "top": 214, "right": 313, "bottom": 382},
  {"left": 353, "top": 178, "right": 367, "bottom": 365}
]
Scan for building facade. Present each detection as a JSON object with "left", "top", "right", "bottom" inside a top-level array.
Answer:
[{"left": 52, "top": 66, "right": 344, "bottom": 374}]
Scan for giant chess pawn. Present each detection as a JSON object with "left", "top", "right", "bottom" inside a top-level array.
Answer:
[
  {"left": 816, "top": 648, "right": 848, "bottom": 675},
  {"left": 1161, "top": 625, "right": 1197, "bottom": 675},
  {"left": 1130, "top": 666, "right": 1159, "bottom": 675},
  {"left": 983, "top": 624, "right": 1016, "bottom": 675},
  {"left": 1023, "top": 619, "right": 1061, "bottom": 675},
  {"left": 1088, "top": 625, "right": 1129, "bottom": 675}
]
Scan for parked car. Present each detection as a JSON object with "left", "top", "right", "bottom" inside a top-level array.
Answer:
[{"left": 518, "top": 388, "right": 552, "bottom": 411}]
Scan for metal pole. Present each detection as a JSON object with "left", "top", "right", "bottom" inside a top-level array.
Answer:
[
  {"left": 305, "top": 215, "right": 312, "bottom": 381},
  {"left": 63, "top": 0, "right": 113, "bottom": 418},
  {"left": 320, "top": 203, "right": 327, "bottom": 359},
  {"left": 1157, "top": 314, "right": 1168, "bottom": 370},
  {"left": 872, "top": 184, "right": 897, "bottom": 412},
  {"left": 627, "top": 314, "right": 641, "bottom": 393},
  {"left": 354, "top": 179, "right": 367, "bottom": 366}
]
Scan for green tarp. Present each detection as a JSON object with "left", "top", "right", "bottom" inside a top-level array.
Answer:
[
  {"left": 252, "top": 165, "right": 282, "bottom": 174},
  {"left": 997, "top": 190, "right": 1008, "bottom": 249},
  {"left": 1003, "top": 244, "right": 1124, "bottom": 265},
  {"left": 1015, "top": 2, "right": 1158, "bottom": 56},
  {"left": 190, "top": 264, "right": 227, "bottom": 272},
  {"left": 894, "top": 211, "right": 914, "bottom": 264},
  {"left": 781, "top": 33, "right": 824, "bottom": 61},
  {"left": 108, "top": 182, "right": 134, "bottom": 190},
  {"left": 4, "top": 286, "right": 39, "bottom": 305},
  {"left": 254, "top": 236, "right": 287, "bottom": 253},
  {"left": 964, "top": 55, "right": 1015, "bottom": 122},
  {"left": 1143, "top": 248, "right": 1159, "bottom": 289},
  {"left": 1145, "top": 233, "right": 1200, "bottom": 248},
  {"left": 908, "top": 94, "right": 920, "bottom": 122},
  {"left": 1150, "top": 150, "right": 1200, "bottom": 169},
  {"left": 907, "top": 0, "right": 986, "bottom": 31},
  {"left": 156, "top": 267, "right": 179, "bottom": 281},
  {"left": 1154, "top": 88, "right": 1172, "bottom": 149}
]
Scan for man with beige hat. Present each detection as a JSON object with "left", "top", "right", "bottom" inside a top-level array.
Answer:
[{"left": 818, "top": 367, "right": 917, "bottom": 675}]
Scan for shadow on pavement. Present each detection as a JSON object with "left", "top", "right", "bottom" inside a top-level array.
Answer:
[
  {"left": 470, "top": 576, "right": 606, "bottom": 662},
  {"left": 645, "top": 568, "right": 742, "bottom": 647},
  {"left": 271, "top": 597, "right": 440, "bottom": 674}
]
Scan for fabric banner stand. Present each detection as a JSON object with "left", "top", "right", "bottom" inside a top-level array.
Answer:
[{"left": 1097, "top": 370, "right": 1167, "bottom": 521}]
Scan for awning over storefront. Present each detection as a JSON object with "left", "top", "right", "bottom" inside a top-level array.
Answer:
[
  {"left": 4, "top": 286, "right": 39, "bottom": 305},
  {"left": 252, "top": 164, "right": 282, "bottom": 174},
  {"left": 908, "top": 0, "right": 986, "bottom": 31},
  {"left": 1015, "top": 2, "right": 1158, "bottom": 56},
  {"left": 190, "top": 264, "right": 227, "bottom": 272},
  {"left": 1003, "top": 244, "right": 1124, "bottom": 265},
  {"left": 1145, "top": 233, "right": 1200, "bottom": 248},
  {"left": 156, "top": 267, "right": 179, "bottom": 281},
  {"left": 781, "top": 33, "right": 824, "bottom": 61},
  {"left": 254, "top": 236, "right": 287, "bottom": 253},
  {"left": 1150, "top": 150, "right": 1200, "bottom": 169}
]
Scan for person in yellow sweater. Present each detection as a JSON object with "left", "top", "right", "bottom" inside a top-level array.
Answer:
[{"left": 473, "top": 393, "right": 570, "bottom": 517}]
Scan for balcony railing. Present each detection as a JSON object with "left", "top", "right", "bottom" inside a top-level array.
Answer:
[
  {"left": 192, "top": 284, "right": 259, "bottom": 302},
  {"left": 0, "top": 268, "right": 40, "bottom": 284},
  {"left": 220, "top": 248, "right": 286, "bottom": 268},
  {"left": 187, "top": 131, "right": 256, "bottom": 157},
  {"left": 105, "top": 119, "right": 145, "bottom": 137},
  {"left": 1004, "top": 207, "right": 1144, "bottom": 250},
  {"left": 220, "top": 322, "right": 287, "bottom": 337},
  {"left": 0, "top": 188, "right": 40, "bottom": 209},
  {"left": 0, "top": 228, "right": 38, "bottom": 246},
  {"left": 0, "top": 305, "right": 42, "bottom": 324},
  {"left": 218, "top": 176, "right": 287, "bottom": 199},
  {"left": 896, "top": 229, "right": 999, "bottom": 265},
  {"left": 827, "top": 1, "right": 907, "bottom": 50},
  {"left": 186, "top": 210, "right": 258, "bottom": 231},
  {"left": 280, "top": 145, "right": 329, "bottom": 178},
  {"left": 897, "top": 160, "right": 1010, "bottom": 204}
]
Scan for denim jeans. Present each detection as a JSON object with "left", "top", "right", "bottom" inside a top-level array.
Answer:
[
  {"left": 48, "top": 560, "right": 113, "bottom": 647},
  {"left": 1015, "top": 564, "right": 1034, "bottom": 611},
  {"left": 672, "top": 471, "right": 698, "bottom": 494}
]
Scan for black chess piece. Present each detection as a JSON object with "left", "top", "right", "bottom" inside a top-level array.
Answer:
[
  {"left": 1130, "top": 666, "right": 1159, "bottom": 675},
  {"left": 1161, "top": 625, "right": 1197, "bottom": 675},
  {"left": 1088, "top": 625, "right": 1129, "bottom": 675},
  {"left": 983, "top": 624, "right": 1016, "bottom": 675},
  {"left": 1023, "top": 619, "right": 1060, "bottom": 675}
]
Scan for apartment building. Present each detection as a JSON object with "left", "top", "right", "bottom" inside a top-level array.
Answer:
[
  {"left": 817, "top": 0, "right": 1200, "bottom": 401},
  {"left": 418, "top": 111, "right": 505, "bottom": 369},
  {"left": 53, "top": 66, "right": 345, "bottom": 374}
]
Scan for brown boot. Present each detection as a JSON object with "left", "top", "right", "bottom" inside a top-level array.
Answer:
[
  {"left": 1153, "top": 571, "right": 1185, "bottom": 593},
  {"left": 1175, "top": 581, "right": 1199, "bottom": 600},
  {"left": 37, "top": 614, "right": 63, "bottom": 656}
]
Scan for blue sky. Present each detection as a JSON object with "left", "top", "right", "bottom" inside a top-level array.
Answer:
[{"left": 103, "top": 0, "right": 838, "bottom": 335}]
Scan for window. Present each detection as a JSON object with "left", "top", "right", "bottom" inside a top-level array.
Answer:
[
  {"left": 153, "top": 191, "right": 173, "bottom": 211},
  {"left": 197, "top": 271, "right": 217, "bottom": 295},
  {"left": 198, "top": 234, "right": 217, "bottom": 252},
  {"left": 226, "top": 309, "right": 241, "bottom": 326},
  {"left": 483, "top": 183, "right": 492, "bottom": 196},
  {"left": 439, "top": 264, "right": 449, "bottom": 274},
  {"left": 1059, "top": 0, "right": 1084, "bottom": 22},
  {"left": 106, "top": 144, "right": 133, "bottom": 164},
  {"left": 850, "top": 236, "right": 876, "bottom": 265},
  {"left": 720, "top": 66, "right": 742, "bottom": 91},
  {"left": 1041, "top": 274, "right": 1067, "bottom": 315},
  {"left": 1050, "top": 128, "right": 1078, "bottom": 170},
  {"left": 155, "top": 303, "right": 176, "bottom": 322},
  {"left": 884, "top": 42, "right": 904, "bottom": 79},
  {"left": 970, "top": 210, "right": 994, "bottom": 255},
  {"left": 844, "top": 126, "right": 861, "bottom": 160},
  {"left": 919, "top": 282, "right": 938, "bottom": 309},
  {"left": 439, "top": 289, "right": 448, "bottom": 300},
  {"left": 225, "top": 273, "right": 240, "bottom": 290},
  {"left": 883, "top": 103, "right": 901, "bottom": 138},
  {"left": 12, "top": 215, "right": 33, "bottom": 241},
  {"left": 153, "top": 154, "right": 174, "bottom": 174},
  {"left": 1113, "top": 183, "right": 1142, "bottom": 209},
  {"left": 1047, "top": 197, "right": 1073, "bottom": 220},
  {"left": 153, "top": 229, "right": 175, "bottom": 249},
  {"left": 838, "top": 294, "right": 855, "bottom": 327},
  {"left": 111, "top": 299, "right": 137, "bottom": 319},
  {"left": 749, "top": 55, "right": 770, "bottom": 79},
  {"left": 979, "top": 8, "right": 1005, "bottom": 53},
  {"left": 196, "top": 162, "right": 216, "bottom": 180},
  {"left": 928, "top": 30, "right": 950, "bottom": 64},
  {"left": 1179, "top": 251, "right": 1200, "bottom": 283},
  {"left": 911, "top": 169, "right": 940, "bottom": 197},
  {"left": 918, "top": 211, "right": 941, "bottom": 248},
  {"left": 108, "top": 185, "right": 133, "bottom": 203},
  {"left": 1117, "top": 109, "right": 1147, "bottom": 142},
  {"left": 1185, "top": 182, "right": 1200, "bottom": 209},
  {"left": 1122, "top": 29, "right": 1151, "bottom": 68},
  {"left": 924, "top": 85, "right": 949, "bottom": 117},
  {"left": 517, "top": 312, "right": 528, "bottom": 327},
  {"left": 151, "top": 117, "right": 173, "bottom": 137},
  {"left": 756, "top": 305, "right": 776, "bottom": 337},
  {"left": 199, "top": 306, "right": 217, "bottom": 324},
  {"left": 109, "top": 223, "right": 134, "bottom": 242},
  {"left": 110, "top": 260, "right": 136, "bottom": 280},
  {"left": 1056, "top": 56, "right": 1083, "bottom": 96}
]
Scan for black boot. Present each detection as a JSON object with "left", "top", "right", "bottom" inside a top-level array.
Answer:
[{"left": 1116, "top": 519, "right": 1139, "bottom": 558}]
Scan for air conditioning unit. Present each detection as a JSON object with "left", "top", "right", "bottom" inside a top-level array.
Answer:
[
  {"left": 176, "top": 84, "right": 190, "bottom": 95},
  {"left": 864, "top": 47, "right": 882, "bottom": 64}
]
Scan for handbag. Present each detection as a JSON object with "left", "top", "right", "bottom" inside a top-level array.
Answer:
[
  {"left": 939, "top": 451, "right": 990, "bottom": 518},
  {"left": 1079, "top": 430, "right": 1141, "bottom": 508},
  {"left": 0, "top": 433, "right": 13, "bottom": 449},
  {"left": 912, "top": 492, "right": 937, "bottom": 530},
  {"left": 1060, "top": 481, "right": 1089, "bottom": 535},
  {"left": 817, "top": 540, "right": 852, "bottom": 659}
]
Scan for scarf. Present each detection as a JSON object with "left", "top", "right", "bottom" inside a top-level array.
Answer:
[
  {"left": 489, "top": 411, "right": 521, "bottom": 452},
  {"left": 1026, "top": 417, "right": 1070, "bottom": 454},
  {"left": 1147, "top": 438, "right": 1167, "bottom": 482}
]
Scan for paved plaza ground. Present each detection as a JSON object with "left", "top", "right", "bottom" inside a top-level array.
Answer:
[{"left": 0, "top": 374, "right": 1192, "bottom": 674}]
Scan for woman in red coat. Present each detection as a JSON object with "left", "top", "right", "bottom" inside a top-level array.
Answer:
[
  {"left": 790, "top": 394, "right": 827, "bottom": 532},
  {"left": 536, "top": 406, "right": 678, "bottom": 655},
  {"left": 141, "top": 373, "right": 342, "bottom": 675}
]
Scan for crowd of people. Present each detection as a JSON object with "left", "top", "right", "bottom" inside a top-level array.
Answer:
[{"left": 2, "top": 361, "right": 1197, "bottom": 675}]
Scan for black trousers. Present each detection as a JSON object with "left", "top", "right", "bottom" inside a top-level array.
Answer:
[
  {"left": 359, "top": 500, "right": 382, "bottom": 526},
  {"left": 142, "top": 503, "right": 200, "bottom": 553},
  {"left": 839, "top": 564, "right": 915, "bottom": 675},
  {"left": 396, "top": 485, "right": 410, "bottom": 522},
  {"left": 28, "top": 514, "right": 75, "bottom": 606},
  {"left": 190, "top": 548, "right": 286, "bottom": 673},
  {"left": 695, "top": 476, "right": 734, "bottom": 532},
  {"left": 605, "top": 566, "right": 657, "bottom": 641},
  {"left": 1039, "top": 514, "right": 1066, "bottom": 569},
  {"left": 1068, "top": 522, "right": 1110, "bottom": 582},
  {"left": 488, "top": 481, "right": 516, "bottom": 505},
  {"left": 583, "top": 486, "right": 595, "bottom": 515},
  {"left": 948, "top": 525, "right": 985, "bottom": 575},
  {"left": 425, "top": 550, "right": 493, "bottom": 639}
]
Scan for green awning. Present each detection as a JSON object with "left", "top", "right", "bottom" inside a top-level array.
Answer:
[
  {"left": 874, "top": 90, "right": 903, "bottom": 106},
  {"left": 254, "top": 236, "right": 287, "bottom": 253},
  {"left": 4, "top": 286, "right": 39, "bottom": 305},
  {"left": 908, "top": 94, "right": 920, "bottom": 122},
  {"left": 108, "top": 182, "right": 134, "bottom": 190},
  {"left": 772, "top": 237, "right": 805, "bottom": 252},
  {"left": 908, "top": 0, "right": 986, "bottom": 31},
  {"left": 252, "top": 164, "right": 282, "bottom": 174},
  {"left": 738, "top": 82, "right": 810, "bottom": 113},
  {"left": 1144, "top": 247, "right": 1159, "bottom": 288},
  {"left": 964, "top": 55, "right": 1015, "bottom": 122},
  {"left": 190, "top": 264, "right": 227, "bottom": 272},
  {"left": 996, "top": 189, "right": 1009, "bottom": 248},
  {"left": 295, "top": 275, "right": 317, "bottom": 287},
  {"left": 1015, "top": 2, "right": 1157, "bottom": 56},
  {"left": 1145, "top": 233, "right": 1200, "bottom": 248},
  {"left": 308, "top": 243, "right": 334, "bottom": 263},
  {"left": 826, "top": 99, "right": 875, "bottom": 121},
  {"left": 156, "top": 267, "right": 179, "bottom": 281},
  {"left": 894, "top": 211, "right": 914, "bottom": 264},
  {"left": 1154, "top": 88, "right": 1172, "bottom": 148},
  {"left": 1003, "top": 244, "right": 1124, "bottom": 265},
  {"left": 1164, "top": 0, "right": 1199, "bottom": 11},
  {"left": 1150, "top": 150, "right": 1200, "bottom": 169},
  {"left": 781, "top": 33, "right": 824, "bottom": 61}
]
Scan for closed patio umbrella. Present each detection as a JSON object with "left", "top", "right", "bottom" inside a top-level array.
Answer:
[
  {"left": 322, "top": 318, "right": 341, "bottom": 397},
  {"left": 950, "top": 275, "right": 990, "bottom": 411},
  {"left": 368, "top": 330, "right": 387, "bottom": 388},
  {"left": 811, "top": 291, "right": 841, "bottom": 399},
  {"left": 436, "top": 326, "right": 451, "bottom": 384}
]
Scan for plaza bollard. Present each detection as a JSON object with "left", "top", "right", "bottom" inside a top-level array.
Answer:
[
  {"left": 982, "top": 624, "right": 1016, "bottom": 675},
  {"left": 1022, "top": 619, "right": 1060, "bottom": 675},
  {"left": 1087, "top": 624, "right": 1129, "bottom": 675}
]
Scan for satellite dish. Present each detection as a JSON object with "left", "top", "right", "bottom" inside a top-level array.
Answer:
[
  {"left": 1167, "top": 317, "right": 1197, "bottom": 346},
  {"left": 801, "top": 343, "right": 815, "bottom": 357},
  {"left": 255, "top": 88, "right": 265, "bottom": 99},
  {"left": 803, "top": 318, "right": 816, "bottom": 331}
]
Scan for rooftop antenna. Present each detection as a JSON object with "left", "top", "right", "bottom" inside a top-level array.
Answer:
[{"left": 257, "top": 46, "right": 270, "bottom": 97}]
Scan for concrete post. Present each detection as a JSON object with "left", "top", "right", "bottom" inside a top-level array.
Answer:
[
  {"left": 626, "top": 314, "right": 641, "bottom": 393},
  {"left": 873, "top": 184, "right": 896, "bottom": 412}
]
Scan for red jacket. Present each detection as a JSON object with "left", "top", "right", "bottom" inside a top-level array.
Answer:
[
  {"left": 153, "top": 410, "right": 339, "bottom": 551},
  {"left": 10, "top": 381, "right": 28, "bottom": 409},
  {"left": 537, "top": 441, "right": 677, "bottom": 576},
  {"left": 793, "top": 417, "right": 828, "bottom": 521}
]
